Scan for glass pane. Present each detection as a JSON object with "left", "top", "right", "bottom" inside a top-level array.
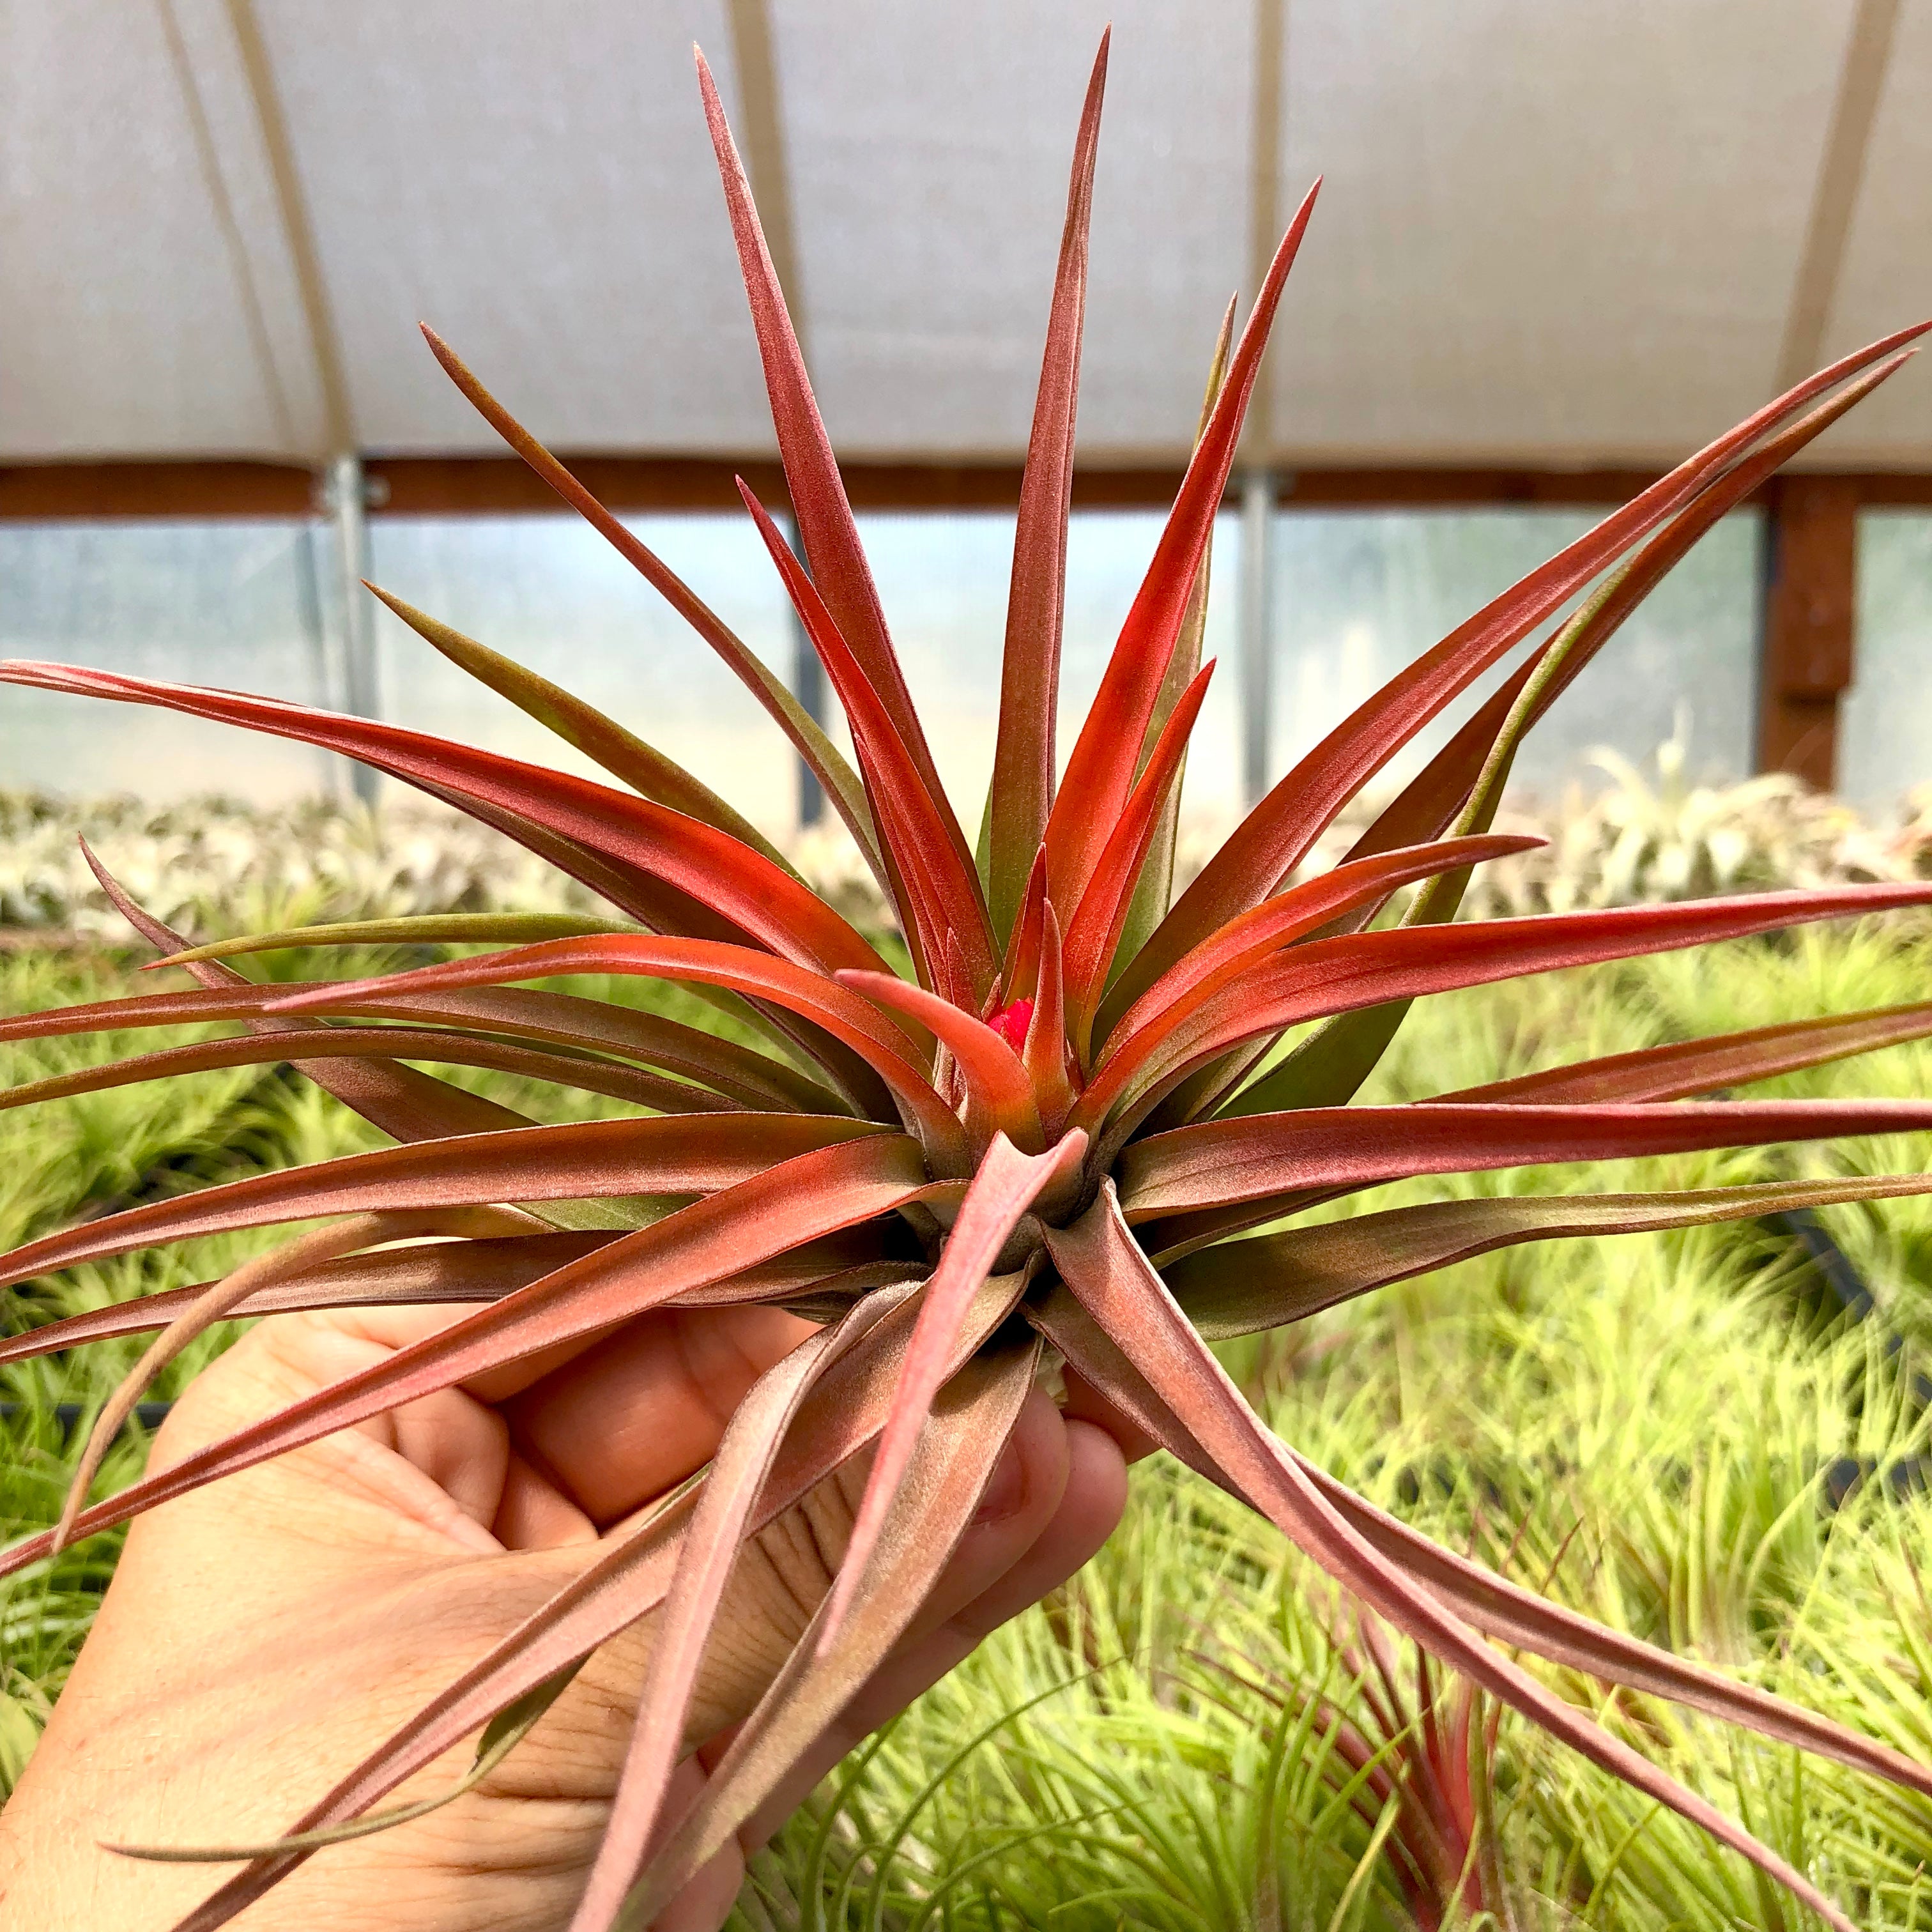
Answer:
[
  {"left": 0, "top": 521, "right": 335, "bottom": 801},
  {"left": 1269, "top": 508, "right": 1764, "bottom": 813},
  {"left": 367, "top": 513, "right": 801, "bottom": 837},
  {"left": 1840, "top": 512, "right": 1932, "bottom": 813}
]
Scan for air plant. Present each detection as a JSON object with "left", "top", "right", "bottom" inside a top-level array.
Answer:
[
  {"left": 1186, "top": 1606, "right": 1509, "bottom": 1931},
  {"left": 3, "top": 31, "right": 1932, "bottom": 1931}
]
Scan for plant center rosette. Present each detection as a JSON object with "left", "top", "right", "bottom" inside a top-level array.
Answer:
[{"left": 2, "top": 33, "right": 1931, "bottom": 1932}]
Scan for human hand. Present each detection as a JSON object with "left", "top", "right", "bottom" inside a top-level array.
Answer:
[{"left": 0, "top": 1300, "right": 1135, "bottom": 1930}]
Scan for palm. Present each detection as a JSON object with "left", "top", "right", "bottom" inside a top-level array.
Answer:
[{"left": 0, "top": 1303, "right": 1124, "bottom": 1931}]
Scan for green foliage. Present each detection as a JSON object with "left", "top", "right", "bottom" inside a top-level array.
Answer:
[{"left": 8, "top": 930, "right": 1932, "bottom": 1916}]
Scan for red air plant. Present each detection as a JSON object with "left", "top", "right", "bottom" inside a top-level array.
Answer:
[{"left": 4, "top": 33, "right": 1932, "bottom": 1931}]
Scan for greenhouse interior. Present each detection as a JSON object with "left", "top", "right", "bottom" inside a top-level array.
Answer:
[{"left": 6, "top": 4, "right": 1932, "bottom": 1928}]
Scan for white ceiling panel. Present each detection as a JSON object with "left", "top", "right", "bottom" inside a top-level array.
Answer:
[
  {"left": 0, "top": 0, "right": 323, "bottom": 459},
  {"left": 4, "top": 1, "right": 1931, "bottom": 471},
  {"left": 250, "top": 0, "right": 774, "bottom": 457},
  {"left": 1270, "top": 0, "right": 1862, "bottom": 465},
  {"left": 1811, "top": 0, "right": 1932, "bottom": 463},
  {"left": 773, "top": 0, "right": 1250, "bottom": 460}
]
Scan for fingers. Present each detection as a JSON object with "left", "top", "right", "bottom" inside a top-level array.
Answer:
[
  {"left": 1061, "top": 1366, "right": 1162, "bottom": 1463},
  {"left": 723, "top": 1413, "right": 1128, "bottom": 1856},
  {"left": 169, "top": 1301, "right": 820, "bottom": 1551},
  {"left": 505, "top": 1305, "right": 816, "bottom": 1528}
]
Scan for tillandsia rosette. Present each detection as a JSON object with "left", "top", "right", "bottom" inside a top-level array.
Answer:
[{"left": 3, "top": 33, "right": 1932, "bottom": 1931}]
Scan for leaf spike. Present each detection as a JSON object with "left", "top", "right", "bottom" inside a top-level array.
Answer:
[
  {"left": 1043, "top": 178, "right": 1320, "bottom": 918},
  {"left": 985, "top": 29, "right": 1110, "bottom": 945},
  {"left": 1044, "top": 1191, "right": 1863, "bottom": 1932},
  {"left": 1000, "top": 848, "right": 1050, "bottom": 1004},
  {"left": 365, "top": 582, "right": 795, "bottom": 872},
  {"left": 567, "top": 1305, "right": 870, "bottom": 1932},
  {"left": 812, "top": 1130, "right": 1087, "bottom": 1655},
  {"left": 1117, "top": 296, "right": 1238, "bottom": 970},
  {"left": 694, "top": 48, "right": 962, "bottom": 861},
  {"left": 1023, "top": 899, "right": 1077, "bottom": 1133},
  {"left": 1120, "top": 328, "right": 1929, "bottom": 1015},
  {"left": 1061, "top": 658, "right": 1215, "bottom": 1061},
  {"left": 415, "top": 323, "right": 885, "bottom": 882},
  {"left": 736, "top": 480, "right": 998, "bottom": 994}
]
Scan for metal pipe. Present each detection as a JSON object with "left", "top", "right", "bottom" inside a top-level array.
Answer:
[
  {"left": 781, "top": 509, "right": 827, "bottom": 829},
  {"left": 326, "top": 452, "right": 381, "bottom": 807}
]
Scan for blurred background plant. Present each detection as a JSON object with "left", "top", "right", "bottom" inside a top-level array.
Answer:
[
  {"left": 15, "top": 733, "right": 1932, "bottom": 953},
  {"left": 7, "top": 790, "right": 1932, "bottom": 1920}
]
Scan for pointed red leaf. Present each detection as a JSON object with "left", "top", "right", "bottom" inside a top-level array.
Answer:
[
  {"left": 1031, "top": 1280, "right": 1932, "bottom": 1813},
  {"left": 1042, "top": 181, "right": 1321, "bottom": 916},
  {"left": 1165, "top": 1172, "right": 1932, "bottom": 1337},
  {"left": 0, "top": 1112, "right": 891, "bottom": 1295},
  {"left": 1450, "top": 999, "right": 1932, "bottom": 1105},
  {"left": 1084, "top": 878, "right": 1932, "bottom": 1135},
  {"left": 739, "top": 484, "right": 995, "bottom": 992},
  {"left": 1094, "top": 833, "right": 1540, "bottom": 1052},
  {"left": 0, "top": 660, "right": 882, "bottom": 977},
  {"left": 168, "top": 1273, "right": 1031, "bottom": 1928},
  {"left": 1117, "top": 1097, "right": 1932, "bottom": 1222},
  {"left": 566, "top": 1301, "right": 887, "bottom": 1930},
  {"left": 1022, "top": 900, "right": 1077, "bottom": 1133},
  {"left": 986, "top": 31, "right": 1109, "bottom": 942},
  {"left": 834, "top": 970, "right": 1042, "bottom": 1150},
  {"left": 696, "top": 52, "right": 961, "bottom": 871},
  {"left": 260, "top": 935, "right": 972, "bottom": 1170},
  {"left": 1116, "top": 330, "right": 1927, "bottom": 1009},
  {"left": 0, "top": 1136, "right": 931, "bottom": 1586},
  {"left": 418, "top": 326, "right": 884, "bottom": 878},
  {"left": 0, "top": 1025, "right": 745, "bottom": 1118},
  {"left": 631, "top": 1339, "right": 1041, "bottom": 1920},
  {"left": 813, "top": 1130, "right": 1086, "bottom": 1650},
  {"left": 1043, "top": 1192, "right": 1862, "bottom": 1932},
  {"left": 1061, "top": 660, "right": 1215, "bottom": 1057}
]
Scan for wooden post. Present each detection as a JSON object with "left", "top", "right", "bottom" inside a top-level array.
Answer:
[{"left": 1756, "top": 477, "right": 1859, "bottom": 790}]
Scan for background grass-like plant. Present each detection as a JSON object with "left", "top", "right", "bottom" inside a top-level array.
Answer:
[{"left": 8, "top": 912, "right": 1932, "bottom": 1925}]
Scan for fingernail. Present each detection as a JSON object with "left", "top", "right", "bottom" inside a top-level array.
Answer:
[{"left": 972, "top": 1442, "right": 1025, "bottom": 1525}]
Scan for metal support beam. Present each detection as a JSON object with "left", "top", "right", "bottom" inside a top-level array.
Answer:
[
  {"left": 1777, "top": 0, "right": 1899, "bottom": 390},
  {"left": 1756, "top": 476, "right": 1859, "bottom": 790},
  {"left": 780, "top": 510, "right": 827, "bottom": 829},
  {"left": 1239, "top": 469, "right": 1278, "bottom": 808},
  {"left": 324, "top": 452, "right": 382, "bottom": 806},
  {"left": 725, "top": 0, "right": 827, "bottom": 832}
]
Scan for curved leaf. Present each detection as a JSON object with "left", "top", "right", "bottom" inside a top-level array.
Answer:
[
  {"left": 1043, "top": 1190, "right": 1862, "bottom": 1932},
  {"left": 815, "top": 1131, "right": 1085, "bottom": 1651},
  {"left": 1084, "top": 878, "right": 1932, "bottom": 1136},
  {"left": 1043, "top": 181, "right": 1320, "bottom": 918},
  {"left": 739, "top": 484, "right": 995, "bottom": 993},
  {"left": 0, "top": 1135, "right": 931, "bottom": 1584},
  {"left": 1116, "top": 328, "right": 1927, "bottom": 1011},
  {"left": 0, "top": 1112, "right": 891, "bottom": 1294},
  {"left": 834, "top": 970, "right": 1041, "bottom": 1150},
  {"left": 1117, "top": 1097, "right": 1932, "bottom": 1222},
  {"left": 369, "top": 585, "right": 795, "bottom": 871},
  {"left": 0, "top": 660, "right": 882, "bottom": 978},
  {"left": 986, "top": 32, "right": 1110, "bottom": 942},
  {"left": 167, "top": 1271, "right": 1029, "bottom": 1929},
  {"left": 695, "top": 51, "right": 954, "bottom": 870},
  {"left": 418, "top": 326, "right": 882, "bottom": 878},
  {"left": 1165, "top": 1172, "right": 1932, "bottom": 1337},
  {"left": 261, "top": 935, "right": 971, "bottom": 1169},
  {"left": 0, "top": 1025, "right": 744, "bottom": 1118}
]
